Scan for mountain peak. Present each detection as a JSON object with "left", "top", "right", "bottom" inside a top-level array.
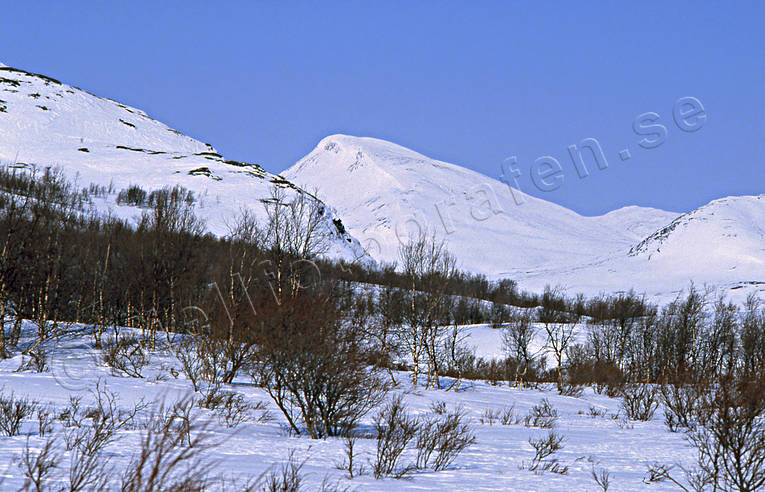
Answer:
[
  {"left": 284, "top": 134, "right": 682, "bottom": 284},
  {"left": 310, "top": 134, "right": 432, "bottom": 169}
]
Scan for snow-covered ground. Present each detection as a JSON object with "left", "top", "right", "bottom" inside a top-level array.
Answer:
[{"left": 0, "top": 323, "right": 694, "bottom": 491}]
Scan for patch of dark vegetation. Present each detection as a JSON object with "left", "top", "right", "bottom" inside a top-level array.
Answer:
[
  {"left": 36, "top": 105, "right": 49, "bottom": 111},
  {"left": 223, "top": 160, "right": 248, "bottom": 167},
  {"left": 115, "top": 145, "right": 165, "bottom": 155},
  {"left": 333, "top": 218, "right": 346, "bottom": 234},
  {"left": 0, "top": 77, "right": 21, "bottom": 87},
  {"left": 116, "top": 184, "right": 148, "bottom": 207},
  {"left": 0, "top": 66, "right": 61, "bottom": 85},
  {"left": 187, "top": 167, "right": 221, "bottom": 180},
  {"left": 77, "top": 148, "right": 89, "bottom": 153},
  {"left": 29, "top": 92, "right": 40, "bottom": 99},
  {"left": 118, "top": 118, "right": 136, "bottom": 128},
  {"left": 194, "top": 151, "right": 222, "bottom": 158}
]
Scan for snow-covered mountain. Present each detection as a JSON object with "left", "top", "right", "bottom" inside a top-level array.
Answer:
[
  {"left": 284, "top": 135, "right": 765, "bottom": 302},
  {"left": 2, "top": 60, "right": 761, "bottom": 303},
  {"left": 282, "top": 135, "right": 677, "bottom": 272},
  {"left": 0, "top": 63, "right": 369, "bottom": 263}
]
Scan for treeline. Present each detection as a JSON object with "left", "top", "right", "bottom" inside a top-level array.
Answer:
[
  {"left": 2, "top": 165, "right": 764, "bottom": 395},
  {"left": 0, "top": 165, "right": 561, "bottom": 357}
]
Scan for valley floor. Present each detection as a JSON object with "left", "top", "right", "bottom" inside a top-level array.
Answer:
[{"left": 0, "top": 323, "right": 694, "bottom": 491}]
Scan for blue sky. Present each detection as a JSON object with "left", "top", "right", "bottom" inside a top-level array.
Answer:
[{"left": 2, "top": 1, "right": 763, "bottom": 215}]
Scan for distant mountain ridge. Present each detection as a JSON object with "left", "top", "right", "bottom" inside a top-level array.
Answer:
[
  {"left": 283, "top": 134, "right": 678, "bottom": 272},
  {"left": 284, "top": 135, "right": 765, "bottom": 303}
]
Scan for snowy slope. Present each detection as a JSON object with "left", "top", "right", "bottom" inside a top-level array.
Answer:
[
  {"left": 283, "top": 135, "right": 765, "bottom": 303},
  {"left": 0, "top": 322, "right": 696, "bottom": 491},
  {"left": 282, "top": 134, "right": 677, "bottom": 275},
  {"left": 515, "top": 195, "right": 765, "bottom": 303},
  {"left": 0, "top": 63, "right": 370, "bottom": 263}
]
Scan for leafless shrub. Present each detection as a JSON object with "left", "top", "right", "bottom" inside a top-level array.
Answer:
[
  {"left": 660, "top": 381, "right": 709, "bottom": 432},
  {"left": 253, "top": 294, "right": 388, "bottom": 439},
  {"left": 66, "top": 423, "right": 114, "bottom": 491},
  {"left": 163, "top": 399, "right": 195, "bottom": 447},
  {"left": 17, "top": 437, "right": 59, "bottom": 492},
  {"left": 479, "top": 408, "right": 501, "bottom": 425},
  {"left": 36, "top": 406, "right": 54, "bottom": 436},
  {"left": 101, "top": 335, "right": 149, "bottom": 378},
  {"left": 214, "top": 391, "right": 252, "bottom": 429},
  {"left": 523, "top": 399, "right": 558, "bottom": 429},
  {"left": 58, "top": 396, "right": 84, "bottom": 428},
  {"left": 430, "top": 400, "right": 448, "bottom": 415},
  {"left": 263, "top": 449, "right": 306, "bottom": 492},
  {"left": 560, "top": 383, "right": 584, "bottom": 398},
  {"left": 373, "top": 396, "right": 418, "bottom": 479},
  {"left": 610, "top": 411, "right": 634, "bottom": 430},
  {"left": 620, "top": 383, "right": 658, "bottom": 421},
  {"left": 689, "top": 378, "right": 765, "bottom": 491},
  {"left": 596, "top": 378, "right": 626, "bottom": 398},
  {"left": 319, "top": 475, "right": 354, "bottom": 492},
  {"left": 592, "top": 465, "right": 612, "bottom": 491},
  {"left": 174, "top": 334, "right": 205, "bottom": 392},
  {"left": 17, "top": 347, "right": 48, "bottom": 373},
  {"left": 585, "top": 406, "right": 607, "bottom": 418},
  {"left": 415, "top": 408, "right": 476, "bottom": 471},
  {"left": 643, "top": 462, "right": 710, "bottom": 491},
  {"left": 0, "top": 390, "right": 37, "bottom": 436},
  {"left": 199, "top": 384, "right": 226, "bottom": 410},
  {"left": 336, "top": 435, "right": 365, "bottom": 479},
  {"left": 250, "top": 400, "right": 275, "bottom": 423},
  {"left": 121, "top": 399, "right": 217, "bottom": 492},
  {"left": 501, "top": 405, "right": 516, "bottom": 425},
  {"left": 62, "top": 412, "right": 115, "bottom": 453},
  {"left": 645, "top": 376, "right": 765, "bottom": 491},
  {"left": 526, "top": 431, "right": 568, "bottom": 474},
  {"left": 88, "top": 380, "right": 146, "bottom": 432}
]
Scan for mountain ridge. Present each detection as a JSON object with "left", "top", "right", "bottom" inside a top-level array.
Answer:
[{"left": 284, "top": 134, "right": 764, "bottom": 302}]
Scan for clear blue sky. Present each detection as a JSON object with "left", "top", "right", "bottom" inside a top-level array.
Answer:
[{"left": 2, "top": 1, "right": 763, "bottom": 215}]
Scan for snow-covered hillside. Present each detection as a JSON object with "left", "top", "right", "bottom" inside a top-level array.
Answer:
[
  {"left": 504, "top": 196, "right": 765, "bottom": 304},
  {"left": 284, "top": 135, "right": 765, "bottom": 302},
  {"left": 282, "top": 136, "right": 674, "bottom": 276},
  {"left": 0, "top": 63, "right": 369, "bottom": 263}
]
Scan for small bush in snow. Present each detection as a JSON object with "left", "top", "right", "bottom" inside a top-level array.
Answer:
[
  {"left": 373, "top": 396, "right": 418, "bottom": 479},
  {"left": 524, "top": 399, "right": 558, "bottom": 429},
  {"left": 592, "top": 465, "right": 612, "bottom": 491},
  {"left": 620, "top": 383, "right": 658, "bottom": 421},
  {"left": 526, "top": 431, "right": 568, "bottom": 475},
  {"left": 0, "top": 390, "right": 37, "bottom": 436},
  {"left": 101, "top": 335, "right": 149, "bottom": 378},
  {"left": 17, "top": 437, "right": 59, "bottom": 491},
  {"left": 214, "top": 391, "right": 252, "bottom": 429},
  {"left": 262, "top": 450, "right": 306, "bottom": 492},
  {"left": 479, "top": 408, "right": 501, "bottom": 425},
  {"left": 37, "top": 406, "right": 55, "bottom": 436},
  {"left": 415, "top": 407, "right": 476, "bottom": 471}
]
